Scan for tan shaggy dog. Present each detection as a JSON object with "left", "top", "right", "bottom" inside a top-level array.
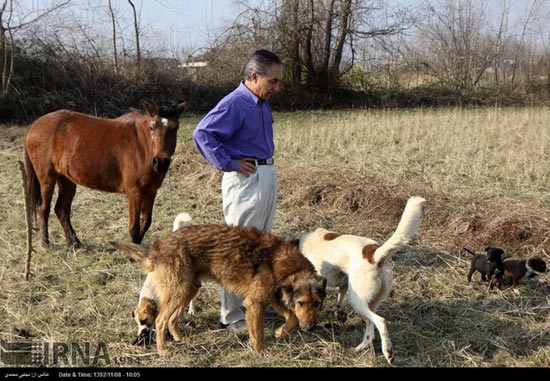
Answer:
[
  {"left": 299, "top": 196, "right": 426, "bottom": 364},
  {"left": 112, "top": 224, "right": 327, "bottom": 355}
]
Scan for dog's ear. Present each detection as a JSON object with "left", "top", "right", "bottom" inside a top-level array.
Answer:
[
  {"left": 145, "top": 302, "right": 158, "bottom": 319},
  {"left": 275, "top": 275, "right": 296, "bottom": 307},
  {"left": 314, "top": 274, "right": 327, "bottom": 308},
  {"left": 286, "top": 238, "right": 300, "bottom": 247},
  {"left": 315, "top": 274, "right": 327, "bottom": 292}
]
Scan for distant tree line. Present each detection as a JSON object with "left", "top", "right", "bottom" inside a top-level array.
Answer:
[{"left": 1, "top": 0, "right": 549, "bottom": 122}]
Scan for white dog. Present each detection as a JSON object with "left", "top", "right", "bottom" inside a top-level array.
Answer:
[
  {"left": 132, "top": 212, "right": 193, "bottom": 342},
  {"left": 299, "top": 196, "right": 426, "bottom": 364}
]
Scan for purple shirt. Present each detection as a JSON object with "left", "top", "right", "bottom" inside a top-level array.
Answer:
[{"left": 193, "top": 82, "right": 275, "bottom": 172}]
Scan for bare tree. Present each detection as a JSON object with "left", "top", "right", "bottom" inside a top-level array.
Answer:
[
  {"left": 412, "top": 0, "right": 496, "bottom": 90},
  {"left": 511, "top": 0, "right": 537, "bottom": 86},
  {"left": 283, "top": 0, "right": 301, "bottom": 89},
  {"left": 107, "top": 0, "right": 118, "bottom": 73},
  {"left": 225, "top": 0, "right": 410, "bottom": 94},
  {"left": 0, "top": 0, "right": 14, "bottom": 95},
  {"left": 492, "top": 0, "right": 509, "bottom": 85},
  {"left": 127, "top": 0, "right": 140, "bottom": 67},
  {"left": 0, "top": 0, "right": 69, "bottom": 95},
  {"left": 534, "top": 5, "right": 550, "bottom": 85}
]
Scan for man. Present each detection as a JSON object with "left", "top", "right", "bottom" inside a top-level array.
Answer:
[{"left": 192, "top": 49, "right": 283, "bottom": 332}]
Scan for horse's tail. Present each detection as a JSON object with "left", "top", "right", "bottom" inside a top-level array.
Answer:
[{"left": 24, "top": 148, "right": 40, "bottom": 225}]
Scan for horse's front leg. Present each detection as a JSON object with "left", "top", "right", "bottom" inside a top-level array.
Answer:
[
  {"left": 137, "top": 192, "right": 157, "bottom": 244},
  {"left": 127, "top": 190, "right": 143, "bottom": 244}
]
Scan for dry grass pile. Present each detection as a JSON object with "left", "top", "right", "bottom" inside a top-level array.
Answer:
[{"left": 275, "top": 165, "right": 550, "bottom": 259}]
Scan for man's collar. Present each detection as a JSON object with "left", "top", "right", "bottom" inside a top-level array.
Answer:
[{"left": 239, "top": 81, "right": 263, "bottom": 104}]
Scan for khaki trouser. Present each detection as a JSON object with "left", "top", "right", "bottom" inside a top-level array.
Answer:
[{"left": 219, "top": 164, "right": 278, "bottom": 325}]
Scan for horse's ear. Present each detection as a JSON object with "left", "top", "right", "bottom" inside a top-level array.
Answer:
[
  {"left": 176, "top": 101, "right": 187, "bottom": 117},
  {"left": 141, "top": 100, "right": 158, "bottom": 116}
]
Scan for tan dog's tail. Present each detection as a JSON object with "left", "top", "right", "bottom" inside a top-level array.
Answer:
[
  {"left": 111, "top": 241, "right": 154, "bottom": 273},
  {"left": 373, "top": 196, "right": 426, "bottom": 264},
  {"left": 173, "top": 212, "right": 192, "bottom": 232}
]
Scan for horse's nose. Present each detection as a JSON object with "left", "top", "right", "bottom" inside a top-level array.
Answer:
[{"left": 152, "top": 157, "right": 171, "bottom": 173}]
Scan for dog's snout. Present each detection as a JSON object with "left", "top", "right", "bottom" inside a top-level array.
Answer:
[{"left": 301, "top": 324, "right": 315, "bottom": 332}]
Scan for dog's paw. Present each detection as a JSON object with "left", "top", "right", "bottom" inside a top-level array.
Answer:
[
  {"left": 275, "top": 326, "right": 287, "bottom": 340},
  {"left": 384, "top": 348, "right": 394, "bottom": 365},
  {"left": 187, "top": 302, "right": 196, "bottom": 315},
  {"left": 132, "top": 329, "right": 155, "bottom": 348},
  {"left": 354, "top": 342, "right": 369, "bottom": 352}
]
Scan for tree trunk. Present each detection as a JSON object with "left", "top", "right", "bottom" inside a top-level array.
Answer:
[
  {"left": 0, "top": 0, "right": 14, "bottom": 96},
  {"left": 303, "top": 0, "right": 315, "bottom": 88},
  {"left": 127, "top": 0, "right": 141, "bottom": 67},
  {"left": 511, "top": 0, "right": 536, "bottom": 87},
  {"left": 108, "top": 0, "right": 118, "bottom": 73},
  {"left": 288, "top": 0, "right": 301, "bottom": 89},
  {"left": 329, "top": 0, "right": 352, "bottom": 89}
]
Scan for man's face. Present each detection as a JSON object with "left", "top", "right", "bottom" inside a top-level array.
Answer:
[{"left": 249, "top": 64, "right": 283, "bottom": 100}]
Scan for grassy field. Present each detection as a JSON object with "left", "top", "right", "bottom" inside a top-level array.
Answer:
[{"left": 0, "top": 106, "right": 549, "bottom": 368}]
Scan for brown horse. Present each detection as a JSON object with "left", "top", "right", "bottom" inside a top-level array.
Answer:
[{"left": 24, "top": 101, "right": 187, "bottom": 248}]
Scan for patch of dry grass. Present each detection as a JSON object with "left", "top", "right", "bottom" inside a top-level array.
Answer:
[
  {"left": 0, "top": 107, "right": 549, "bottom": 368},
  {"left": 276, "top": 107, "right": 550, "bottom": 202}
]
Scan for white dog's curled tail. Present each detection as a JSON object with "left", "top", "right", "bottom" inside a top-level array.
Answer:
[
  {"left": 373, "top": 196, "right": 426, "bottom": 264},
  {"left": 173, "top": 212, "right": 192, "bottom": 232},
  {"left": 172, "top": 211, "right": 197, "bottom": 315}
]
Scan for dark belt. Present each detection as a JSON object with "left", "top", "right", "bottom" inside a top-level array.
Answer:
[{"left": 255, "top": 158, "right": 274, "bottom": 166}]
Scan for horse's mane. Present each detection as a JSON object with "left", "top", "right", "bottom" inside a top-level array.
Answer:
[
  {"left": 156, "top": 103, "right": 181, "bottom": 118},
  {"left": 127, "top": 102, "right": 181, "bottom": 118}
]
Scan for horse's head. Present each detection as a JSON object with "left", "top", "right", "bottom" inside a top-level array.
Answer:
[{"left": 142, "top": 100, "right": 187, "bottom": 174}]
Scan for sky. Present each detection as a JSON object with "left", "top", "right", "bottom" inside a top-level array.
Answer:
[
  {"left": 140, "top": 0, "right": 253, "bottom": 50},
  {"left": 16, "top": 0, "right": 256, "bottom": 56}
]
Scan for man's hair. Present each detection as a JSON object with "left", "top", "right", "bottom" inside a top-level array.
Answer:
[{"left": 243, "top": 49, "right": 282, "bottom": 80}]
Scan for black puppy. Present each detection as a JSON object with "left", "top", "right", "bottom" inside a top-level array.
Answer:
[
  {"left": 466, "top": 247, "right": 505, "bottom": 289},
  {"left": 494, "top": 257, "right": 549, "bottom": 290}
]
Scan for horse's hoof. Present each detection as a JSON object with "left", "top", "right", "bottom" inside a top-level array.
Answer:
[{"left": 69, "top": 240, "right": 83, "bottom": 250}]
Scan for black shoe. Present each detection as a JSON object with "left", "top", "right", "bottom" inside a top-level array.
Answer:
[
  {"left": 264, "top": 307, "right": 279, "bottom": 320},
  {"left": 238, "top": 306, "right": 280, "bottom": 320},
  {"left": 219, "top": 319, "right": 247, "bottom": 333}
]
